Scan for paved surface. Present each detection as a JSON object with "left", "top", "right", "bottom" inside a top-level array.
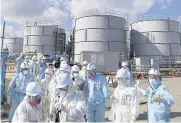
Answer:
[{"left": 1, "top": 73, "right": 181, "bottom": 122}]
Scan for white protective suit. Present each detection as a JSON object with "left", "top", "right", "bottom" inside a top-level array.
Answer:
[
  {"left": 40, "top": 68, "right": 53, "bottom": 121},
  {"left": 12, "top": 96, "right": 43, "bottom": 122},
  {"left": 109, "top": 68, "right": 139, "bottom": 122},
  {"left": 50, "top": 74, "right": 87, "bottom": 122},
  {"left": 29, "top": 55, "right": 40, "bottom": 81},
  {"left": 49, "top": 63, "right": 71, "bottom": 116},
  {"left": 79, "top": 61, "right": 88, "bottom": 82},
  {"left": 12, "top": 82, "right": 43, "bottom": 122}
]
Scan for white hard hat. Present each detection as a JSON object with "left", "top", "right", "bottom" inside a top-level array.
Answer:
[
  {"left": 32, "top": 55, "right": 38, "bottom": 61},
  {"left": 53, "top": 61, "right": 56, "bottom": 65},
  {"left": 26, "top": 82, "right": 42, "bottom": 96},
  {"left": 20, "top": 52, "right": 25, "bottom": 56},
  {"left": 122, "top": 61, "right": 128, "bottom": 67},
  {"left": 61, "top": 61, "right": 67, "bottom": 66},
  {"left": 20, "top": 62, "right": 29, "bottom": 69},
  {"left": 71, "top": 65, "right": 80, "bottom": 72},
  {"left": 60, "top": 57, "right": 66, "bottom": 61},
  {"left": 116, "top": 68, "right": 128, "bottom": 78},
  {"left": 83, "top": 61, "right": 88, "bottom": 66},
  {"left": 87, "top": 63, "right": 96, "bottom": 71},
  {"left": 149, "top": 68, "right": 160, "bottom": 76},
  {"left": 42, "top": 56, "right": 46, "bottom": 60},
  {"left": 60, "top": 63, "right": 70, "bottom": 72},
  {"left": 45, "top": 68, "right": 53, "bottom": 75},
  {"left": 56, "top": 74, "right": 73, "bottom": 88}
]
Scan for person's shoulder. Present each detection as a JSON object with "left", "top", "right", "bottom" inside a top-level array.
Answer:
[{"left": 159, "top": 84, "right": 169, "bottom": 91}]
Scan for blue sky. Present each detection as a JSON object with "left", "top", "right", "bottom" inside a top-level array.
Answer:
[
  {"left": 145, "top": 0, "right": 181, "bottom": 17},
  {"left": 1, "top": 0, "right": 181, "bottom": 37}
]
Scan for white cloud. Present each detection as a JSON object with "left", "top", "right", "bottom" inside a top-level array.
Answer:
[
  {"left": 60, "top": 0, "right": 174, "bottom": 21},
  {"left": 1, "top": 25, "right": 23, "bottom": 37},
  {"left": 1, "top": 0, "right": 68, "bottom": 25}
]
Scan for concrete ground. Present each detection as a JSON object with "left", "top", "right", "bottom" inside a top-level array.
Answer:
[{"left": 1, "top": 72, "right": 181, "bottom": 122}]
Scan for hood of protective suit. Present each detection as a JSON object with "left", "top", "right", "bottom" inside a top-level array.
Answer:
[{"left": 117, "top": 78, "right": 128, "bottom": 88}]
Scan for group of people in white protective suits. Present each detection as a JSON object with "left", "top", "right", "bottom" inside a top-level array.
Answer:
[{"left": 7, "top": 53, "right": 175, "bottom": 122}]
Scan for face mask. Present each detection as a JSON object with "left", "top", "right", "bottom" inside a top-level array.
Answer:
[
  {"left": 28, "top": 96, "right": 41, "bottom": 106},
  {"left": 149, "top": 79, "right": 160, "bottom": 89},
  {"left": 73, "top": 73, "right": 79, "bottom": 78},
  {"left": 87, "top": 71, "right": 95, "bottom": 80},
  {"left": 23, "top": 70, "right": 29, "bottom": 75}
]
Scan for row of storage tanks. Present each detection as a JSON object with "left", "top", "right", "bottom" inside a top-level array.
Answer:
[
  {"left": 72, "top": 12, "right": 181, "bottom": 72},
  {"left": 0, "top": 22, "right": 66, "bottom": 55}
]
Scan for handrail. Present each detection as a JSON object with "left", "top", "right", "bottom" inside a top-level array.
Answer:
[
  {"left": 25, "top": 21, "right": 64, "bottom": 28},
  {"left": 132, "top": 14, "right": 180, "bottom": 23},
  {"left": 73, "top": 9, "right": 127, "bottom": 20}
]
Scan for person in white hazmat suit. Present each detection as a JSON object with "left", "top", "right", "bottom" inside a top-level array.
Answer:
[
  {"left": 121, "top": 61, "right": 133, "bottom": 86},
  {"left": 50, "top": 73, "right": 87, "bottom": 122},
  {"left": 29, "top": 55, "right": 40, "bottom": 81},
  {"left": 71, "top": 65, "right": 88, "bottom": 121},
  {"left": 40, "top": 68, "right": 53, "bottom": 121},
  {"left": 12, "top": 82, "right": 43, "bottom": 122},
  {"left": 54, "top": 60, "right": 68, "bottom": 77},
  {"left": 109, "top": 68, "right": 139, "bottom": 122},
  {"left": 48, "top": 63, "right": 71, "bottom": 117},
  {"left": 79, "top": 61, "right": 88, "bottom": 81}
]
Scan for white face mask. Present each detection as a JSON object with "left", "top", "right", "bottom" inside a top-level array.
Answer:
[
  {"left": 23, "top": 70, "right": 29, "bottom": 75},
  {"left": 73, "top": 73, "right": 79, "bottom": 78}
]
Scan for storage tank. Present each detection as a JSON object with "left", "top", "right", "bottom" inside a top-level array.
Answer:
[
  {"left": 0, "top": 37, "right": 23, "bottom": 53},
  {"left": 74, "top": 10, "right": 128, "bottom": 62},
  {"left": 23, "top": 22, "right": 66, "bottom": 55},
  {"left": 130, "top": 17, "right": 181, "bottom": 60}
]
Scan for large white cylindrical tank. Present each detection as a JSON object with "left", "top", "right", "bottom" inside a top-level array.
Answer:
[
  {"left": 130, "top": 19, "right": 181, "bottom": 58},
  {"left": 0, "top": 37, "right": 23, "bottom": 53},
  {"left": 74, "top": 13, "right": 127, "bottom": 62},
  {"left": 23, "top": 22, "right": 65, "bottom": 54}
]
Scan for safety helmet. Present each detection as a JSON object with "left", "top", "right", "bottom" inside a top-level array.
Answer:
[
  {"left": 45, "top": 68, "right": 53, "bottom": 75},
  {"left": 60, "top": 57, "right": 66, "bottom": 61},
  {"left": 60, "top": 63, "right": 70, "bottom": 73},
  {"left": 60, "top": 61, "right": 67, "bottom": 66},
  {"left": 53, "top": 61, "right": 56, "bottom": 65},
  {"left": 42, "top": 56, "right": 46, "bottom": 60},
  {"left": 87, "top": 63, "right": 96, "bottom": 71},
  {"left": 148, "top": 68, "right": 160, "bottom": 76},
  {"left": 20, "top": 52, "right": 25, "bottom": 56},
  {"left": 32, "top": 55, "right": 38, "bottom": 61},
  {"left": 116, "top": 68, "right": 128, "bottom": 78},
  {"left": 56, "top": 74, "right": 73, "bottom": 88},
  {"left": 83, "top": 61, "right": 88, "bottom": 66},
  {"left": 71, "top": 65, "right": 80, "bottom": 72},
  {"left": 20, "top": 62, "right": 29, "bottom": 69},
  {"left": 122, "top": 61, "right": 128, "bottom": 67},
  {"left": 26, "top": 82, "right": 42, "bottom": 96}
]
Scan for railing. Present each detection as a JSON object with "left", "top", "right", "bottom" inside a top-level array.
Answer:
[
  {"left": 25, "top": 21, "right": 64, "bottom": 28},
  {"left": 73, "top": 9, "right": 128, "bottom": 19},
  {"left": 132, "top": 14, "right": 180, "bottom": 23}
]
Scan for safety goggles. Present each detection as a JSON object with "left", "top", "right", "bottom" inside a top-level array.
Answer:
[
  {"left": 21, "top": 68, "right": 29, "bottom": 71},
  {"left": 45, "top": 73, "right": 51, "bottom": 75},
  {"left": 59, "top": 86, "right": 68, "bottom": 91},
  {"left": 149, "top": 74, "right": 157, "bottom": 80},
  {"left": 87, "top": 70, "right": 94, "bottom": 75}
]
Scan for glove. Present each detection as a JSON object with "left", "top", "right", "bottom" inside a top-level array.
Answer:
[
  {"left": 7, "top": 96, "right": 12, "bottom": 104},
  {"left": 152, "top": 96, "right": 165, "bottom": 103}
]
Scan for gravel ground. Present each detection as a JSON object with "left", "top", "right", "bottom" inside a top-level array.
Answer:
[{"left": 1, "top": 73, "right": 181, "bottom": 122}]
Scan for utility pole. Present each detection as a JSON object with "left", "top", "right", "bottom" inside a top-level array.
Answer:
[{"left": 1, "top": 21, "right": 5, "bottom": 53}]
